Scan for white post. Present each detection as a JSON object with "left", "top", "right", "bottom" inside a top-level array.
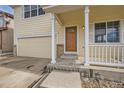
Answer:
[
  {"left": 84, "top": 6, "right": 90, "bottom": 66},
  {"left": 51, "top": 13, "right": 56, "bottom": 64}
]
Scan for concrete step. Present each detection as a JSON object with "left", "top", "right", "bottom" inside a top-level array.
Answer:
[
  {"left": 61, "top": 54, "right": 78, "bottom": 59},
  {"left": 0, "top": 50, "right": 2, "bottom": 54},
  {"left": 47, "top": 63, "right": 83, "bottom": 72},
  {"left": 0, "top": 52, "right": 13, "bottom": 56}
]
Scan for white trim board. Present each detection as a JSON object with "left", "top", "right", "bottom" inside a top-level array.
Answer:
[{"left": 17, "top": 32, "right": 58, "bottom": 39}]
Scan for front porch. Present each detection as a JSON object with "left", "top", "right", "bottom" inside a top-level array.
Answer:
[
  {"left": 47, "top": 58, "right": 124, "bottom": 72},
  {"left": 42, "top": 58, "right": 124, "bottom": 88},
  {"left": 44, "top": 5, "right": 124, "bottom": 67}
]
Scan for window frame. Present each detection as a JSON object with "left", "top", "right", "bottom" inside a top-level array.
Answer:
[
  {"left": 0, "top": 16, "right": 4, "bottom": 27},
  {"left": 31, "top": 5, "right": 38, "bottom": 17},
  {"left": 23, "top": 5, "right": 45, "bottom": 19},
  {"left": 38, "top": 5, "right": 45, "bottom": 15},
  {"left": 0, "top": 16, "right": 6, "bottom": 28},
  {"left": 95, "top": 22, "right": 106, "bottom": 43},
  {"left": 94, "top": 20, "right": 120, "bottom": 44},
  {"left": 23, "top": 5, "right": 31, "bottom": 18}
]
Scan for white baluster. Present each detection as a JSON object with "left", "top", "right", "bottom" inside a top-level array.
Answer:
[
  {"left": 91, "top": 46, "right": 93, "bottom": 62},
  {"left": 118, "top": 46, "right": 120, "bottom": 64},
  {"left": 99, "top": 46, "right": 100, "bottom": 62},
  {"left": 122, "top": 31, "right": 123, "bottom": 43},
  {"left": 106, "top": 46, "right": 107, "bottom": 63},
  {"left": 113, "top": 47, "right": 115, "bottom": 64},
  {"left": 122, "top": 47, "right": 124, "bottom": 64},
  {"left": 110, "top": 46, "right": 111, "bottom": 64},
  {"left": 95, "top": 46, "right": 96, "bottom": 62},
  {"left": 102, "top": 46, "right": 104, "bottom": 63}
]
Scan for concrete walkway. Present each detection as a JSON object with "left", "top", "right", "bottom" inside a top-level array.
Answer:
[
  {"left": 40, "top": 70, "right": 81, "bottom": 88},
  {"left": 0, "top": 56, "right": 50, "bottom": 88},
  {"left": 0, "top": 67, "right": 39, "bottom": 88}
]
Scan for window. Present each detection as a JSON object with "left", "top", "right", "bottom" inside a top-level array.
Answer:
[
  {"left": 31, "top": 5, "right": 37, "bottom": 17},
  {"left": 24, "top": 5, "right": 30, "bottom": 18},
  {"left": 38, "top": 5, "right": 45, "bottom": 15},
  {"left": 0, "top": 17, "right": 5, "bottom": 27},
  {"left": 95, "top": 22, "right": 106, "bottom": 43},
  {"left": 24, "top": 5, "right": 45, "bottom": 18},
  {"left": 95, "top": 21, "right": 120, "bottom": 43},
  {"left": 0, "top": 17, "right": 3, "bottom": 27},
  {"left": 107, "top": 21, "right": 120, "bottom": 42}
]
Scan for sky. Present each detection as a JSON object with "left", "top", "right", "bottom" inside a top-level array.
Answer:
[{"left": 0, "top": 5, "right": 14, "bottom": 15}]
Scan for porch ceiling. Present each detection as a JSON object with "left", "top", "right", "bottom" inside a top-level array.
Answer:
[
  {"left": 53, "top": 5, "right": 124, "bottom": 26},
  {"left": 43, "top": 5, "right": 83, "bottom": 13}
]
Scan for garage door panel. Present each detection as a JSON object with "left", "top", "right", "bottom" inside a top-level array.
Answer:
[{"left": 18, "top": 37, "right": 51, "bottom": 58}]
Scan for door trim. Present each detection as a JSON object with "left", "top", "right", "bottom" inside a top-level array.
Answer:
[{"left": 64, "top": 25, "right": 79, "bottom": 55}]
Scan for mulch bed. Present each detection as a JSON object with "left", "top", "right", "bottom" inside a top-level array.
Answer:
[{"left": 81, "top": 78, "right": 124, "bottom": 88}]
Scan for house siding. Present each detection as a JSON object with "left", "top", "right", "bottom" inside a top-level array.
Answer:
[
  {"left": 14, "top": 5, "right": 124, "bottom": 59},
  {"left": 0, "top": 14, "right": 14, "bottom": 53},
  {"left": 14, "top": 6, "right": 52, "bottom": 58},
  {"left": 2, "top": 28, "right": 13, "bottom": 52},
  {"left": 14, "top": 6, "right": 51, "bottom": 36},
  {"left": 56, "top": 20, "right": 64, "bottom": 44}
]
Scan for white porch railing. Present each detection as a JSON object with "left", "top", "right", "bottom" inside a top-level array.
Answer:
[{"left": 89, "top": 44, "right": 124, "bottom": 67}]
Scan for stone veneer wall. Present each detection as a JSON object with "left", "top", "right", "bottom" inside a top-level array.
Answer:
[{"left": 57, "top": 44, "right": 64, "bottom": 58}]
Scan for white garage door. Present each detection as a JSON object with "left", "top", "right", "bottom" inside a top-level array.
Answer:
[{"left": 18, "top": 37, "right": 51, "bottom": 58}]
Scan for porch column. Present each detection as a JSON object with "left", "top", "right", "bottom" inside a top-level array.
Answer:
[
  {"left": 84, "top": 6, "right": 89, "bottom": 66},
  {"left": 51, "top": 13, "right": 56, "bottom": 64}
]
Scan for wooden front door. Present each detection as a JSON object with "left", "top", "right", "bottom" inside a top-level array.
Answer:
[{"left": 66, "top": 26, "right": 77, "bottom": 52}]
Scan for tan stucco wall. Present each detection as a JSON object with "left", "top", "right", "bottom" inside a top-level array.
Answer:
[
  {"left": 90, "top": 6, "right": 124, "bottom": 22},
  {"left": 14, "top": 6, "right": 52, "bottom": 58}
]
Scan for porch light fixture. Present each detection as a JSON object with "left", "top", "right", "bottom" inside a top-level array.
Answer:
[{"left": 82, "top": 25, "right": 85, "bottom": 30}]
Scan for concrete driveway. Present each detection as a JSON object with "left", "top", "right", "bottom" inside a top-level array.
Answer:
[{"left": 0, "top": 56, "right": 50, "bottom": 88}]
